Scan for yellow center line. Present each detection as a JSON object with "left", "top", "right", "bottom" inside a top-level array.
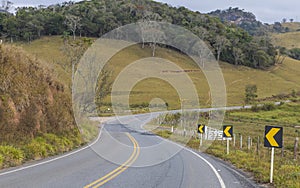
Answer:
[{"left": 84, "top": 133, "right": 140, "bottom": 188}]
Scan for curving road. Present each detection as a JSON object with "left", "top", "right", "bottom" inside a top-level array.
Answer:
[{"left": 0, "top": 113, "right": 258, "bottom": 188}]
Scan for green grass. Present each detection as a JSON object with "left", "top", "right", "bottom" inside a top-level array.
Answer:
[
  {"left": 20, "top": 37, "right": 300, "bottom": 111},
  {"left": 230, "top": 102, "right": 300, "bottom": 125}
]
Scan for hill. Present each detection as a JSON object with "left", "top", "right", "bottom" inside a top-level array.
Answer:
[
  {"left": 0, "top": 0, "right": 275, "bottom": 69},
  {"left": 281, "top": 22, "right": 300, "bottom": 32},
  {"left": 0, "top": 44, "right": 82, "bottom": 168},
  {"left": 209, "top": 7, "right": 267, "bottom": 36},
  {"left": 20, "top": 37, "right": 300, "bottom": 111},
  {"left": 272, "top": 31, "right": 300, "bottom": 49}
]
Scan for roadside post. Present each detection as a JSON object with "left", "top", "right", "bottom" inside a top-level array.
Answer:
[
  {"left": 223, "top": 125, "right": 233, "bottom": 154},
  {"left": 264, "top": 125, "right": 283, "bottom": 184},
  {"left": 197, "top": 124, "right": 205, "bottom": 147},
  {"left": 295, "top": 126, "right": 300, "bottom": 160}
]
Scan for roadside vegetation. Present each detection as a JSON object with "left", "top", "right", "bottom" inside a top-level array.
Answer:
[
  {"left": 148, "top": 97, "right": 300, "bottom": 187},
  {"left": 0, "top": 44, "right": 84, "bottom": 169}
]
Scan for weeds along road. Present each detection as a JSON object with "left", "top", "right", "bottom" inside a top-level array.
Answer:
[{"left": 0, "top": 111, "right": 258, "bottom": 188}]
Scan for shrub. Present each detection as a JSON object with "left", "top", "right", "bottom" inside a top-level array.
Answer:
[
  {"left": 0, "top": 154, "right": 3, "bottom": 168},
  {"left": 261, "top": 103, "right": 276, "bottom": 111},
  {"left": 251, "top": 104, "right": 260, "bottom": 112},
  {"left": 289, "top": 48, "right": 300, "bottom": 60},
  {"left": 0, "top": 146, "right": 24, "bottom": 167},
  {"left": 23, "top": 140, "right": 50, "bottom": 160}
]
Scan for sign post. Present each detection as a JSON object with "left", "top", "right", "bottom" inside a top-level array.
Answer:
[
  {"left": 223, "top": 125, "right": 233, "bottom": 154},
  {"left": 264, "top": 126, "right": 283, "bottom": 184},
  {"left": 198, "top": 124, "right": 205, "bottom": 147}
]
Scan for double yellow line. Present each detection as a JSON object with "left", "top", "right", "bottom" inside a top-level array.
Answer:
[{"left": 84, "top": 133, "right": 140, "bottom": 188}]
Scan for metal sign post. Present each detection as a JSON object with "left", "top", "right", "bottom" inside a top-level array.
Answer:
[
  {"left": 226, "top": 139, "right": 230, "bottom": 155},
  {"left": 264, "top": 125, "right": 283, "bottom": 184},
  {"left": 200, "top": 133, "right": 203, "bottom": 147},
  {"left": 270, "top": 147, "right": 275, "bottom": 183}
]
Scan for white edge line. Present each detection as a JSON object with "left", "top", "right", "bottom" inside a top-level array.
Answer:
[
  {"left": 159, "top": 136, "right": 226, "bottom": 188},
  {"left": 0, "top": 125, "right": 104, "bottom": 176}
]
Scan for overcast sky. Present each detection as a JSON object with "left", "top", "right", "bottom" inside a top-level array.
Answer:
[{"left": 9, "top": 0, "right": 300, "bottom": 23}]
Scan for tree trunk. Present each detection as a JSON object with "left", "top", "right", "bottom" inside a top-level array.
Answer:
[
  {"left": 152, "top": 43, "right": 156, "bottom": 57},
  {"left": 217, "top": 50, "right": 221, "bottom": 62}
]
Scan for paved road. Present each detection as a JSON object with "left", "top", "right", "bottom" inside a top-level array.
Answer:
[{"left": 0, "top": 113, "right": 258, "bottom": 188}]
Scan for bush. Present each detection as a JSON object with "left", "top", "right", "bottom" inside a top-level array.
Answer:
[
  {"left": 251, "top": 103, "right": 277, "bottom": 112},
  {"left": 0, "top": 146, "right": 24, "bottom": 167},
  {"left": 261, "top": 103, "right": 276, "bottom": 111},
  {"left": 251, "top": 104, "right": 260, "bottom": 112},
  {"left": 0, "top": 154, "right": 3, "bottom": 168},
  {"left": 23, "top": 139, "right": 51, "bottom": 160},
  {"left": 23, "top": 134, "right": 75, "bottom": 160},
  {"left": 289, "top": 48, "right": 300, "bottom": 60},
  {"left": 245, "top": 85, "right": 258, "bottom": 104}
]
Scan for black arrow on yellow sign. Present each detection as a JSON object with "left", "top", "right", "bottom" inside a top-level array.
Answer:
[
  {"left": 198, "top": 124, "right": 205, "bottom": 134},
  {"left": 264, "top": 126, "right": 283, "bottom": 148}
]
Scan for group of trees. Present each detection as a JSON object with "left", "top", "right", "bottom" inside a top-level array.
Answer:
[
  {"left": 282, "top": 18, "right": 294, "bottom": 23},
  {"left": 0, "top": 0, "right": 276, "bottom": 69},
  {"left": 209, "top": 7, "right": 266, "bottom": 36},
  {"left": 210, "top": 7, "right": 296, "bottom": 36}
]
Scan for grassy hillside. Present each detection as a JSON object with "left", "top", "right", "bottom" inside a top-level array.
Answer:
[
  {"left": 20, "top": 37, "right": 300, "bottom": 110},
  {"left": 272, "top": 31, "right": 300, "bottom": 49},
  {"left": 20, "top": 36, "right": 72, "bottom": 88},
  {"left": 282, "top": 22, "right": 300, "bottom": 32}
]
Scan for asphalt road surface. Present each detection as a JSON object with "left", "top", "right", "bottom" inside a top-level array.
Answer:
[{"left": 0, "top": 113, "right": 259, "bottom": 188}]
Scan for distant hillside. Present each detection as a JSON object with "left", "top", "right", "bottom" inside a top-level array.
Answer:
[
  {"left": 209, "top": 7, "right": 298, "bottom": 35},
  {"left": 0, "top": 44, "right": 80, "bottom": 144},
  {"left": 0, "top": 0, "right": 276, "bottom": 69},
  {"left": 209, "top": 7, "right": 268, "bottom": 35},
  {"left": 281, "top": 22, "right": 300, "bottom": 32},
  {"left": 21, "top": 37, "right": 300, "bottom": 109},
  {"left": 272, "top": 31, "right": 300, "bottom": 49}
]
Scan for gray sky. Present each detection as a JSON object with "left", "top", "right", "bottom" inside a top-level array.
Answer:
[{"left": 10, "top": 0, "right": 300, "bottom": 23}]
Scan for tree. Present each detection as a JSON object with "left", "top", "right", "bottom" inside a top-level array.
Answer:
[
  {"left": 282, "top": 18, "right": 287, "bottom": 23},
  {"left": 245, "top": 84, "right": 257, "bottom": 104},
  {"left": 192, "top": 26, "right": 208, "bottom": 40},
  {"left": 3, "top": 16, "right": 17, "bottom": 43},
  {"left": 139, "top": 13, "right": 165, "bottom": 56},
  {"left": 290, "top": 18, "right": 294, "bottom": 23},
  {"left": 275, "top": 46, "right": 288, "bottom": 64},
  {"left": 213, "top": 35, "right": 228, "bottom": 62},
  {"left": 61, "top": 37, "right": 92, "bottom": 89},
  {"left": 1, "top": 0, "right": 13, "bottom": 12},
  {"left": 95, "top": 70, "right": 113, "bottom": 108},
  {"left": 65, "top": 14, "right": 81, "bottom": 40},
  {"left": 289, "top": 48, "right": 300, "bottom": 60},
  {"left": 232, "top": 47, "right": 244, "bottom": 65},
  {"left": 273, "top": 22, "right": 284, "bottom": 33}
]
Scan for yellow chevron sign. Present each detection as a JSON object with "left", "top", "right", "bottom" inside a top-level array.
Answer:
[
  {"left": 223, "top": 125, "right": 233, "bottom": 138},
  {"left": 198, "top": 124, "right": 205, "bottom": 134},
  {"left": 264, "top": 126, "right": 283, "bottom": 148}
]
